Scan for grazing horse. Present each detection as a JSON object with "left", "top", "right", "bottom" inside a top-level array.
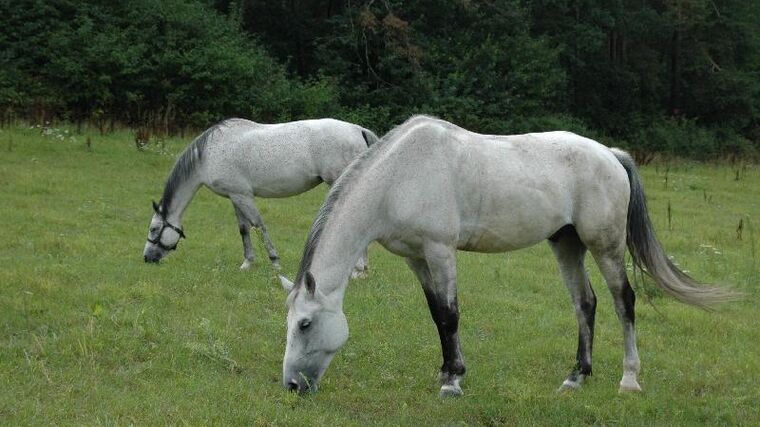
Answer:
[
  {"left": 279, "top": 115, "right": 733, "bottom": 396},
  {"left": 143, "top": 118, "right": 378, "bottom": 276}
]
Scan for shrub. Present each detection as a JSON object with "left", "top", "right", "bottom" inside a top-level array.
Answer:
[{"left": 632, "top": 118, "right": 756, "bottom": 161}]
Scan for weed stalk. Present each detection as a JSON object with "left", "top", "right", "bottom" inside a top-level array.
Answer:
[
  {"left": 748, "top": 216, "right": 755, "bottom": 261},
  {"left": 667, "top": 200, "right": 672, "bottom": 231}
]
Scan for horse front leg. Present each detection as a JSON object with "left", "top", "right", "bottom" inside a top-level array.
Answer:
[
  {"left": 405, "top": 244, "right": 465, "bottom": 397},
  {"left": 229, "top": 194, "right": 281, "bottom": 271}
]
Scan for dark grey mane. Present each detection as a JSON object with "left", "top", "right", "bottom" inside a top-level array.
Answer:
[
  {"left": 159, "top": 126, "right": 213, "bottom": 214},
  {"left": 159, "top": 118, "right": 258, "bottom": 214},
  {"left": 294, "top": 115, "right": 437, "bottom": 286},
  {"left": 294, "top": 145, "right": 375, "bottom": 285}
]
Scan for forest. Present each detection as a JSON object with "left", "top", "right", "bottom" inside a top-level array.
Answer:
[{"left": 1, "top": 0, "right": 759, "bottom": 159}]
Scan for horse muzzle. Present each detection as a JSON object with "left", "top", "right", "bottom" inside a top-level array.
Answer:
[
  {"left": 283, "top": 376, "right": 319, "bottom": 395},
  {"left": 143, "top": 245, "right": 165, "bottom": 263}
]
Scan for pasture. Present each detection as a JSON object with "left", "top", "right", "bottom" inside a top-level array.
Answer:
[{"left": 1, "top": 125, "right": 758, "bottom": 425}]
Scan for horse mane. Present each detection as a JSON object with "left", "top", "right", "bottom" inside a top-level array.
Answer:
[
  {"left": 160, "top": 118, "right": 252, "bottom": 213},
  {"left": 294, "top": 143, "right": 374, "bottom": 286},
  {"left": 294, "top": 114, "right": 439, "bottom": 286}
]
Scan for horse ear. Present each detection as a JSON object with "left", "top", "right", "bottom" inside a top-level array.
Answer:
[
  {"left": 152, "top": 200, "right": 160, "bottom": 213},
  {"left": 279, "top": 275, "right": 294, "bottom": 293},
  {"left": 305, "top": 271, "right": 316, "bottom": 295}
]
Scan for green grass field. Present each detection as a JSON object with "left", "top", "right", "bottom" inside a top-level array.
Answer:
[{"left": 1, "top": 125, "right": 759, "bottom": 425}]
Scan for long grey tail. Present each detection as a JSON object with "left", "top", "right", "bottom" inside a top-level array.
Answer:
[
  {"left": 361, "top": 128, "right": 380, "bottom": 147},
  {"left": 611, "top": 148, "right": 738, "bottom": 309}
]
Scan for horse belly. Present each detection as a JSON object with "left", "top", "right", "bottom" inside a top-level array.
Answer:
[
  {"left": 205, "top": 162, "right": 321, "bottom": 198},
  {"left": 204, "top": 131, "right": 326, "bottom": 198},
  {"left": 237, "top": 146, "right": 323, "bottom": 197},
  {"left": 458, "top": 220, "right": 558, "bottom": 252},
  {"left": 248, "top": 172, "right": 322, "bottom": 198},
  {"left": 456, "top": 189, "right": 570, "bottom": 253}
]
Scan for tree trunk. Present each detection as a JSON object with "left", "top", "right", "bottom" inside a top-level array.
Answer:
[{"left": 669, "top": 27, "right": 681, "bottom": 115}]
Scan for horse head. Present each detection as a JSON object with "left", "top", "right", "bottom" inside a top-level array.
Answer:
[
  {"left": 143, "top": 200, "right": 185, "bottom": 263},
  {"left": 282, "top": 271, "right": 348, "bottom": 394}
]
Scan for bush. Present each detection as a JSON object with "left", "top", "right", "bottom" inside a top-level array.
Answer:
[
  {"left": 0, "top": 0, "right": 340, "bottom": 132},
  {"left": 632, "top": 118, "right": 756, "bottom": 161}
]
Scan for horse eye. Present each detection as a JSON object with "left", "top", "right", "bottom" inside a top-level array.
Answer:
[
  {"left": 150, "top": 227, "right": 158, "bottom": 233},
  {"left": 298, "top": 319, "right": 311, "bottom": 331}
]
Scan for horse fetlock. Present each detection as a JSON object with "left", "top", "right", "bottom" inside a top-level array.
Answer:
[
  {"left": 623, "top": 358, "right": 640, "bottom": 374},
  {"left": 439, "top": 367, "right": 465, "bottom": 383}
]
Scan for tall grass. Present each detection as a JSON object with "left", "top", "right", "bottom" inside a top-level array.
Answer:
[{"left": 1, "top": 125, "right": 758, "bottom": 425}]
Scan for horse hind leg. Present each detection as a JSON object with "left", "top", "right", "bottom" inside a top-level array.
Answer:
[
  {"left": 549, "top": 225, "right": 597, "bottom": 392},
  {"left": 233, "top": 204, "right": 255, "bottom": 270},
  {"left": 229, "top": 194, "right": 281, "bottom": 271},
  {"left": 590, "top": 245, "right": 642, "bottom": 393}
]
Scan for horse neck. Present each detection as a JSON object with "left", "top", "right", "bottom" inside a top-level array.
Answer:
[
  {"left": 164, "top": 172, "right": 202, "bottom": 225},
  {"left": 310, "top": 196, "right": 380, "bottom": 305}
]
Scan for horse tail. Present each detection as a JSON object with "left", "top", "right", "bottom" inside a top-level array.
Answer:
[
  {"left": 361, "top": 128, "right": 379, "bottom": 147},
  {"left": 611, "top": 148, "right": 738, "bottom": 309}
]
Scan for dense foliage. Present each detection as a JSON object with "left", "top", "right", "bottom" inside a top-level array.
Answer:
[{"left": 1, "top": 0, "right": 758, "bottom": 157}]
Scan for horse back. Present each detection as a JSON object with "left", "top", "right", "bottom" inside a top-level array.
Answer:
[
  {"left": 377, "top": 124, "right": 630, "bottom": 253},
  {"left": 457, "top": 132, "right": 630, "bottom": 250},
  {"left": 199, "top": 119, "right": 367, "bottom": 197}
]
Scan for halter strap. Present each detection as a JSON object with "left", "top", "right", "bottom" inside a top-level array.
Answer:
[{"left": 147, "top": 220, "right": 186, "bottom": 251}]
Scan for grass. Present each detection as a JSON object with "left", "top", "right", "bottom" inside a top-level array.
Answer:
[{"left": 1, "top": 124, "right": 759, "bottom": 425}]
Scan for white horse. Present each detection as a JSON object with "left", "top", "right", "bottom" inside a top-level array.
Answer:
[
  {"left": 143, "top": 118, "right": 378, "bottom": 276},
  {"left": 279, "top": 115, "right": 734, "bottom": 396}
]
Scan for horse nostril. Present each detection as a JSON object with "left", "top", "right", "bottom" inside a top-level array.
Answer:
[{"left": 286, "top": 380, "right": 299, "bottom": 392}]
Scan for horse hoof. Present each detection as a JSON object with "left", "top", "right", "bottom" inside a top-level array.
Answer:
[
  {"left": 618, "top": 379, "right": 642, "bottom": 393},
  {"left": 557, "top": 379, "right": 582, "bottom": 393},
  {"left": 439, "top": 384, "right": 463, "bottom": 397},
  {"left": 240, "top": 260, "right": 252, "bottom": 270},
  {"left": 351, "top": 269, "right": 368, "bottom": 279}
]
